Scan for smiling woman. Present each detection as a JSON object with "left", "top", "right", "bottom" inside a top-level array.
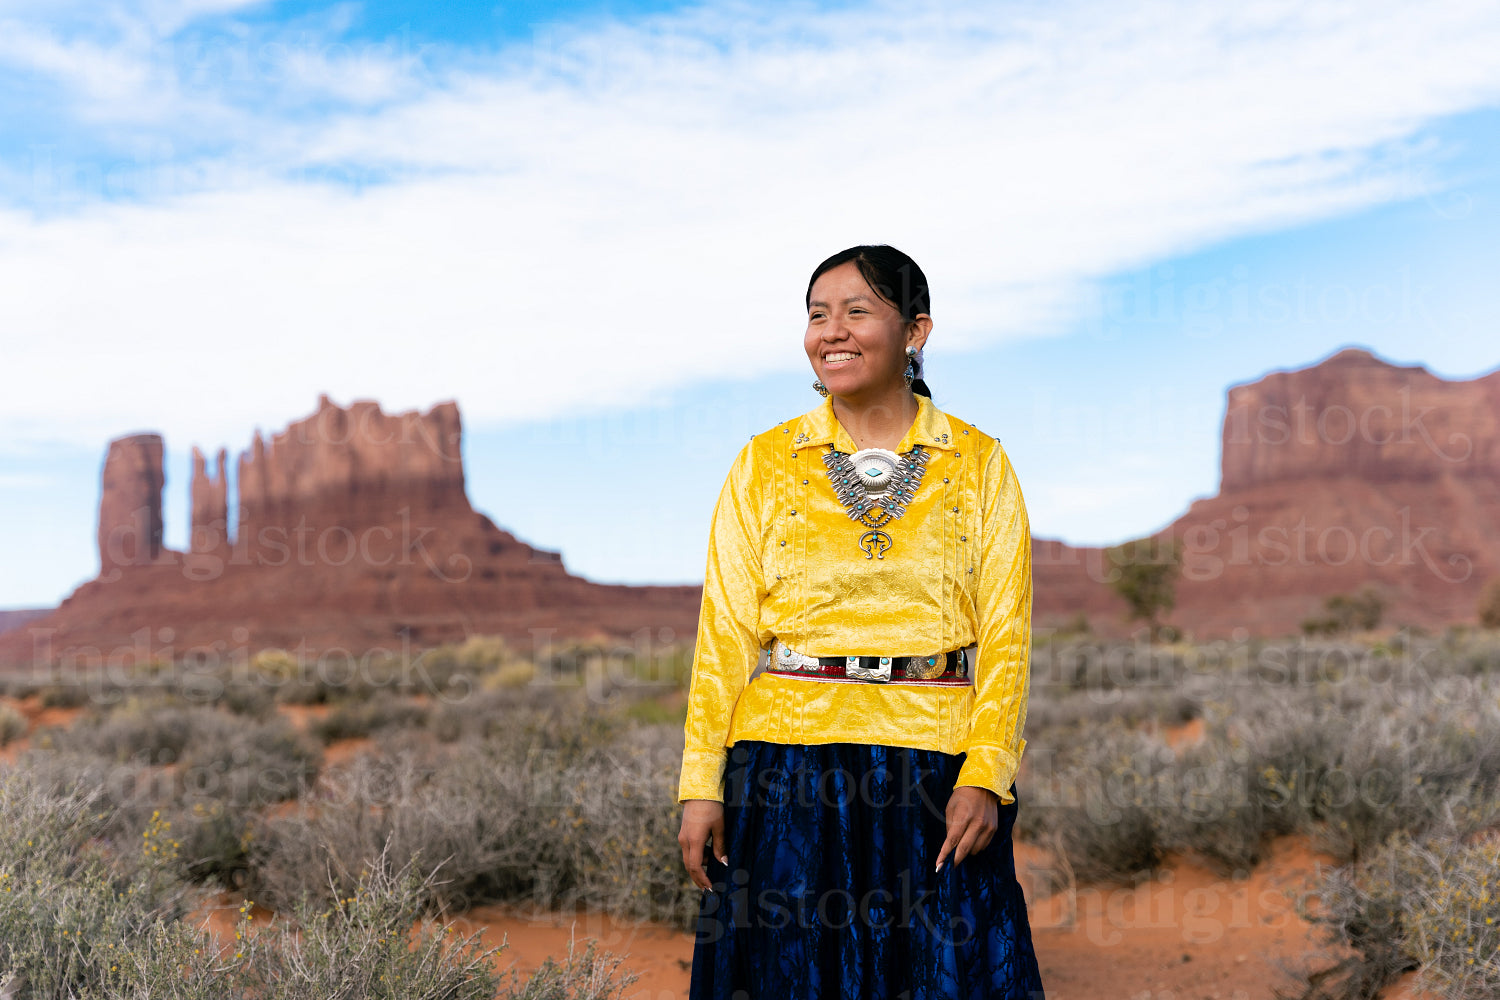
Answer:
[
  {"left": 806, "top": 248, "right": 933, "bottom": 412},
  {"left": 676, "top": 245, "right": 1046, "bottom": 999}
]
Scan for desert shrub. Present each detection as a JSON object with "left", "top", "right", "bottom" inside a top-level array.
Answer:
[
  {"left": 1024, "top": 685, "right": 1198, "bottom": 732},
  {"left": 1105, "top": 536, "right": 1181, "bottom": 641},
  {"left": 176, "top": 712, "right": 323, "bottom": 807},
  {"left": 54, "top": 698, "right": 205, "bottom": 765},
  {"left": 1302, "top": 588, "right": 1386, "bottom": 638},
  {"left": 424, "top": 686, "right": 627, "bottom": 749},
  {"left": 247, "top": 743, "right": 520, "bottom": 914},
  {"left": 248, "top": 648, "right": 373, "bottom": 705},
  {"left": 242, "top": 648, "right": 324, "bottom": 705},
  {"left": 1455, "top": 633, "right": 1500, "bottom": 676},
  {"left": 253, "top": 643, "right": 488, "bottom": 706},
  {"left": 28, "top": 767, "right": 249, "bottom": 891},
  {"left": 249, "top": 720, "right": 696, "bottom": 928},
  {"left": 1015, "top": 721, "right": 1167, "bottom": 883},
  {"left": 232, "top": 848, "right": 638, "bottom": 1000},
  {"left": 425, "top": 686, "right": 521, "bottom": 742},
  {"left": 484, "top": 659, "right": 539, "bottom": 689},
  {"left": 1293, "top": 833, "right": 1423, "bottom": 1000},
  {"left": 243, "top": 848, "right": 503, "bottom": 1000},
  {"left": 9, "top": 748, "right": 175, "bottom": 843},
  {"left": 528, "top": 637, "right": 696, "bottom": 702},
  {"left": 38, "top": 682, "right": 92, "bottom": 709},
  {"left": 313, "top": 692, "right": 430, "bottom": 743},
  {"left": 1017, "top": 650, "right": 1500, "bottom": 881},
  {"left": 0, "top": 769, "right": 114, "bottom": 878},
  {"left": 171, "top": 798, "right": 258, "bottom": 887},
  {"left": 1155, "top": 731, "right": 1278, "bottom": 873},
  {"left": 0, "top": 702, "right": 26, "bottom": 745},
  {"left": 622, "top": 696, "right": 687, "bottom": 727},
  {"left": 1301, "top": 615, "right": 1340, "bottom": 637},
  {"left": 0, "top": 775, "right": 198, "bottom": 1000},
  {"left": 1237, "top": 686, "right": 1500, "bottom": 863},
  {"left": 1293, "top": 831, "right": 1500, "bottom": 1000},
  {"left": 1402, "top": 834, "right": 1500, "bottom": 999},
  {"left": 1478, "top": 577, "right": 1500, "bottom": 629},
  {"left": 419, "top": 633, "right": 517, "bottom": 685},
  {"left": 425, "top": 692, "right": 503, "bottom": 744},
  {"left": 501, "top": 938, "right": 641, "bottom": 1000},
  {"left": 215, "top": 680, "right": 278, "bottom": 720},
  {"left": 8, "top": 748, "right": 255, "bottom": 891},
  {"left": 0, "top": 769, "right": 638, "bottom": 1000},
  {"left": 0, "top": 677, "right": 39, "bottom": 700}
]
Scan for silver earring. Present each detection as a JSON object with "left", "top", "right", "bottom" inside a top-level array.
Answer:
[
  {"left": 903, "top": 346, "right": 917, "bottom": 389},
  {"left": 812, "top": 380, "right": 830, "bottom": 397}
]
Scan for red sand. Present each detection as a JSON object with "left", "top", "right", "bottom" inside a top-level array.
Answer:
[
  {"left": 374, "top": 830, "right": 1413, "bottom": 1000},
  {"left": 0, "top": 694, "right": 85, "bottom": 764},
  {"left": 189, "top": 833, "right": 1406, "bottom": 1000}
]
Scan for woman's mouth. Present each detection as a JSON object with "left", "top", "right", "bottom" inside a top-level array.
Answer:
[{"left": 824, "top": 351, "right": 860, "bottom": 368}]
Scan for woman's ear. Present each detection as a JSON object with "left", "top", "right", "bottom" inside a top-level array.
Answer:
[{"left": 907, "top": 314, "right": 933, "bottom": 352}]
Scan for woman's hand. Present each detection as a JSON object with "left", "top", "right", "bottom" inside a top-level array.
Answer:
[
  {"left": 678, "top": 799, "right": 727, "bottom": 890},
  {"left": 935, "top": 785, "right": 1000, "bottom": 871}
]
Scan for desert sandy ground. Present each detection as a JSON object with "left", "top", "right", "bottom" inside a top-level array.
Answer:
[{"left": 182, "top": 832, "right": 1426, "bottom": 1000}]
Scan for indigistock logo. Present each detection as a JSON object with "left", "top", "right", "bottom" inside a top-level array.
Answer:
[
  {"left": 98, "top": 504, "right": 473, "bottom": 584},
  {"left": 1174, "top": 506, "right": 1471, "bottom": 584},
  {"left": 1082, "top": 261, "right": 1441, "bottom": 341},
  {"left": 1026, "top": 864, "right": 1305, "bottom": 956},
  {"left": 1039, "top": 505, "right": 1472, "bottom": 585},
  {"left": 1223, "top": 385, "right": 1473, "bottom": 463}
]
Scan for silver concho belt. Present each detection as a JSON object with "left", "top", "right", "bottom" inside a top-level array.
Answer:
[{"left": 767, "top": 640, "right": 971, "bottom": 685}]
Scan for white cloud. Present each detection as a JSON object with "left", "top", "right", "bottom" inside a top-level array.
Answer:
[
  {"left": 0, "top": 472, "right": 54, "bottom": 488},
  {"left": 3, "top": 0, "right": 1500, "bottom": 455}
]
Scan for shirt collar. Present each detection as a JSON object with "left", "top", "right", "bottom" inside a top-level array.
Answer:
[{"left": 789, "top": 393, "right": 957, "bottom": 454}]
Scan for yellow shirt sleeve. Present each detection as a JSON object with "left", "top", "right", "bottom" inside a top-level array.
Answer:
[
  {"left": 677, "top": 441, "right": 766, "bottom": 802},
  {"left": 955, "top": 441, "right": 1032, "bottom": 805}
]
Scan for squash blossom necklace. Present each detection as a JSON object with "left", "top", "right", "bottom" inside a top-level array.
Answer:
[{"left": 822, "top": 444, "right": 930, "bottom": 559}]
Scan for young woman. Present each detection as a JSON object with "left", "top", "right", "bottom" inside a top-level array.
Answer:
[{"left": 677, "top": 245, "right": 1045, "bottom": 999}]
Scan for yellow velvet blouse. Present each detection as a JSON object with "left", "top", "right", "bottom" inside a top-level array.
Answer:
[{"left": 677, "top": 392, "right": 1033, "bottom": 805}]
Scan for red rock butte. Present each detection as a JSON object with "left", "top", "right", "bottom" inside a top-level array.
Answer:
[
  {"left": 0, "top": 394, "right": 702, "bottom": 669},
  {"left": 1031, "top": 347, "right": 1500, "bottom": 637}
]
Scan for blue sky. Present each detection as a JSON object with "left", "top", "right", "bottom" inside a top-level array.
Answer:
[{"left": 2, "top": 0, "right": 1500, "bottom": 607}]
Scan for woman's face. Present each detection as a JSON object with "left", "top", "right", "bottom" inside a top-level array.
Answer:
[{"left": 805, "top": 261, "right": 928, "bottom": 401}]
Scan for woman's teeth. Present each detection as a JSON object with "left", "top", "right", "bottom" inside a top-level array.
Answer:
[{"left": 825, "top": 352, "right": 859, "bottom": 362}]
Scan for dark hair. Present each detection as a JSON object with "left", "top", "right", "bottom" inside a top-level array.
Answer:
[{"left": 806, "top": 244, "right": 933, "bottom": 398}]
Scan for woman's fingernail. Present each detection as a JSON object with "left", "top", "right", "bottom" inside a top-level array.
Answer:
[{"left": 935, "top": 861, "right": 944, "bottom": 873}]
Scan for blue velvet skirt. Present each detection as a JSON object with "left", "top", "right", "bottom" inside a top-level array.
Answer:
[{"left": 689, "top": 740, "right": 1045, "bottom": 1000}]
